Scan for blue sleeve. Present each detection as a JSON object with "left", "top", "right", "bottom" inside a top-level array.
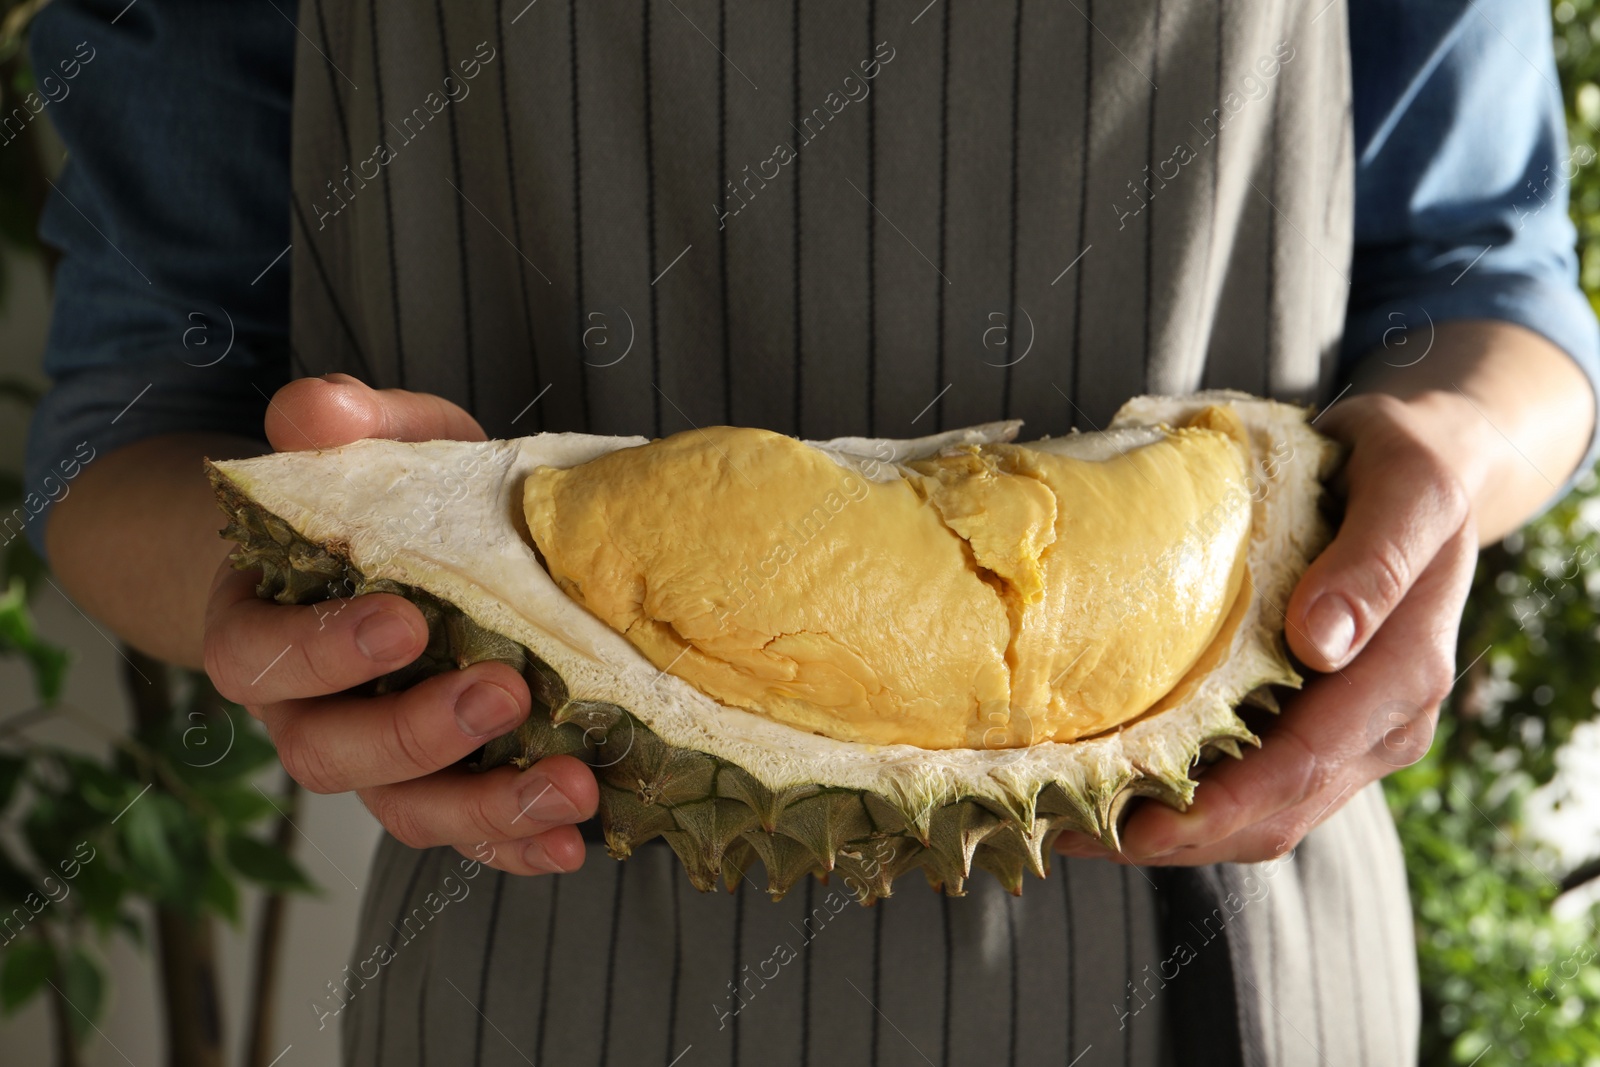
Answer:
[
  {"left": 20, "top": 0, "right": 296, "bottom": 559},
  {"left": 1346, "top": 0, "right": 1600, "bottom": 502}
]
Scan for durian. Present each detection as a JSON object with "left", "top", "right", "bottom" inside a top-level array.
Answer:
[{"left": 208, "top": 390, "right": 1339, "bottom": 903}]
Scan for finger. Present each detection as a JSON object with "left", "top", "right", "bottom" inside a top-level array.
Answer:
[
  {"left": 204, "top": 563, "right": 428, "bottom": 705},
  {"left": 359, "top": 756, "right": 598, "bottom": 849},
  {"left": 453, "top": 825, "right": 590, "bottom": 876},
  {"left": 1286, "top": 395, "right": 1471, "bottom": 672},
  {"left": 1130, "top": 788, "right": 1330, "bottom": 867},
  {"left": 1123, "top": 777, "right": 1336, "bottom": 866},
  {"left": 264, "top": 373, "right": 486, "bottom": 452},
  {"left": 1121, "top": 519, "right": 1477, "bottom": 862},
  {"left": 260, "top": 661, "right": 532, "bottom": 793}
]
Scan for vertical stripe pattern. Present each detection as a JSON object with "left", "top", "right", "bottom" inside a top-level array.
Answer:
[
  {"left": 334, "top": 780, "right": 1418, "bottom": 1067},
  {"left": 345, "top": 835, "right": 1180, "bottom": 1067},
  {"left": 290, "top": 0, "right": 1349, "bottom": 439},
  {"left": 289, "top": 3, "right": 1401, "bottom": 1065}
]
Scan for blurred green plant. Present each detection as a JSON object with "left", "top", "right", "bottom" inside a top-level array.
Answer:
[
  {"left": 1381, "top": 6, "right": 1600, "bottom": 1066},
  {"left": 1558, "top": 0, "right": 1600, "bottom": 314},
  {"left": 1389, "top": 486, "right": 1600, "bottom": 1065},
  {"left": 0, "top": 2, "right": 313, "bottom": 1055},
  {"left": 0, "top": 415, "right": 314, "bottom": 1067},
  {"left": 0, "top": 0, "right": 53, "bottom": 299}
]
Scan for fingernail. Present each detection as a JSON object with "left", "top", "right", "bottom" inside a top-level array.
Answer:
[
  {"left": 1305, "top": 594, "right": 1356, "bottom": 665},
  {"left": 1053, "top": 831, "right": 1101, "bottom": 854},
  {"left": 1136, "top": 814, "right": 1205, "bottom": 859},
  {"left": 1125, "top": 839, "right": 1164, "bottom": 860},
  {"left": 521, "top": 840, "right": 568, "bottom": 875},
  {"left": 515, "top": 773, "right": 582, "bottom": 825},
  {"left": 355, "top": 610, "right": 417, "bottom": 662},
  {"left": 1135, "top": 846, "right": 1181, "bottom": 862},
  {"left": 455, "top": 682, "right": 523, "bottom": 739}
]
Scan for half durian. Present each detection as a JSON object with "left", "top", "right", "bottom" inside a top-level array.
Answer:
[{"left": 208, "top": 390, "right": 1339, "bottom": 903}]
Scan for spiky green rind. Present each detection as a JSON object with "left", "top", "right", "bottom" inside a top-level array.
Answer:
[{"left": 207, "top": 393, "right": 1336, "bottom": 904}]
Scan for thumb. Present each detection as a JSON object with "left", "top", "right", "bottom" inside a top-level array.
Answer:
[
  {"left": 264, "top": 373, "right": 486, "bottom": 452},
  {"left": 1286, "top": 396, "right": 1472, "bottom": 673}
]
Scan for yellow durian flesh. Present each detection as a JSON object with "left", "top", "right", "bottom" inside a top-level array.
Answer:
[{"left": 523, "top": 406, "right": 1253, "bottom": 750}]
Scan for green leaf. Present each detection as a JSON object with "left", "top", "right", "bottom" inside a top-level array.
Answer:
[
  {"left": 60, "top": 947, "right": 104, "bottom": 1039},
  {"left": 225, "top": 834, "right": 314, "bottom": 894},
  {"left": 0, "top": 535, "right": 45, "bottom": 599},
  {"left": 24, "top": 788, "right": 114, "bottom": 856},
  {"left": 55, "top": 754, "right": 133, "bottom": 816},
  {"left": 201, "top": 856, "right": 240, "bottom": 924},
  {"left": 219, "top": 720, "right": 281, "bottom": 775},
  {"left": 0, "top": 938, "right": 52, "bottom": 1013},
  {"left": 119, "top": 792, "right": 208, "bottom": 907},
  {"left": 70, "top": 847, "right": 125, "bottom": 932},
  {"left": 164, "top": 706, "right": 279, "bottom": 784},
  {"left": 120, "top": 795, "right": 178, "bottom": 891},
  {"left": 193, "top": 784, "right": 278, "bottom": 829},
  {"left": 0, "top": 578, "right": 70, "bottom": 704}
]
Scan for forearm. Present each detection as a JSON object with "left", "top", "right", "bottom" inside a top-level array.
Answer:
[
  {"left": 45, "top": 432, "right": 264, "bottom": 669},
  {"left": 1350, "top": 319, "right": 1597, "bottom": 544}
]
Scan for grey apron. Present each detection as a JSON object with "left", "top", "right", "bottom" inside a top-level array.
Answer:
[{"left": 285, "top": 1, "right": 1418, "bottom": 1063}]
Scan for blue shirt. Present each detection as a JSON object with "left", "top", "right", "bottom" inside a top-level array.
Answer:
[{"left": 21, "top": 0, "right": 1600, "bottom": 557}]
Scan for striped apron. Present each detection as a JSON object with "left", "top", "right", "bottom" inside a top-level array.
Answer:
[{"left": 285, "top": 1, "right": 1419, "bottom": 1062}]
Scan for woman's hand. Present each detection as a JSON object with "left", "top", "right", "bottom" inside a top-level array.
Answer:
[
  {"left": 203, "top": 374, "right": 598, "bottom": 876},
  {"left": 1057, "top": 320, "right": 1596, "bottom": 866},
  {"left": 1071, "top": 393, "right": 1479, "bottom": 865}
]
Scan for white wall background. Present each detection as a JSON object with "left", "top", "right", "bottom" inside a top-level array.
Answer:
[{"left": 0, "top": 238, "right": 381, "bottom": 1067}]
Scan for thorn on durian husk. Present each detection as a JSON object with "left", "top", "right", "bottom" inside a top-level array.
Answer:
[
  {"left": 1204, "top": 738, "right": 1245, "bottom": 761},
  {"left": 741, "top": 831, "right": 824, "bottom": 900},
  {"left": 715, "top": 766, "right": 819, "bottom": 832},
  {"left": 720, "top": 838, "right": 759, "bottom": 893},
  {"left": 445, "top": 612, "right": 526, "bottom": 671},
  {"left": 1097, "top": 796, "right": 1132, "bottom": 854},
  {"left": 1034, "top": 781, "right": 1099, "bottom": 839},
  {"left": 1099, "top": 769, "right": 1206, "bottom": 853},
  {"left": 775, "top": 792, "right": 874, "bottom": 871},
  {"left": 834, "top": 836, "right": 922, "bottom": 905},
  {"left": 477, "top": 706, "right": 589, "bottom": 770},
  {"left": 603, "top": 729, "right": 717, "bottom": 807},
  {"left": 1240, "top": 684, "right": 1280, "bottom": 714},
  {"left": 551, "top": 699, "right": 626, "bottom": 735},
  {"left": 598, "top": 782, "right": 675, "bottom": 858},
  {"left": 663, "top": 831, "right": 721, "bottom": 893},
  {"left": 972, "top": 841, "right": 1027, "bottom": 896},
  {"left": 981, "top": 816, "right": 1061, "bottom": 881},
  {"left": 861, "top": 792, "right": 915, "bottom": 839},
  {"left": 923, "top": 801, "right": 1001, "bottom": 886},
  {"left": 918, "top": 850, "right": 968, "bottom": 898},
  {"left": 278, "top": 545, "right": 341, "bottom": 603},
  {"left": 525, "top": 659, "right": 569, "bottom": 713},
  {"left": 665, "top": 797, "right": 761, "bottom": 891},
  {"left": 975, "top": 775, "right": 1045, "bottom": 830}
]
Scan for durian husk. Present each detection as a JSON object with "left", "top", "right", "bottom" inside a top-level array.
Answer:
[{"left": 208, "top": 390, "right": 1339, "bottom": 904}]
